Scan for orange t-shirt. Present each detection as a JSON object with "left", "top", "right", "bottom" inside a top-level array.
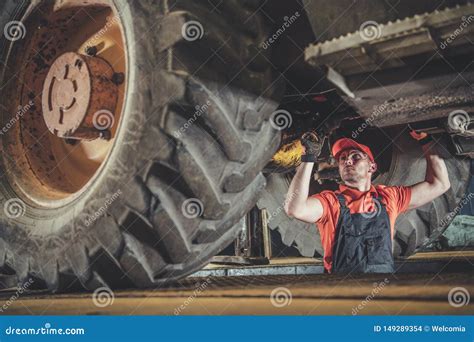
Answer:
[{"left": 311, "top": 184, "right": 412, "bottom": 273}]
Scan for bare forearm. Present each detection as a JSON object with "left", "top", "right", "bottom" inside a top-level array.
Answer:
[
  {"left": 408, "top": 134, "right": 451, "bottom": 210},
  {"left": 284, "top": 162, "right": 314, "bottom": 213}
]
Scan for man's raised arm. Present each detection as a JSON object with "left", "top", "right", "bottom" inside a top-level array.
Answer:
[
  {"left": 284, "top": 132, "right": 324, "bottom": 223},
  {"left": 284, "top": 162, "right": 324, "bottom": 223},
  {"left": 408, "top": 133, "right": 451, "bottom": 210}
]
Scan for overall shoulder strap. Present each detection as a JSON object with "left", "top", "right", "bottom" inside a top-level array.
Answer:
[
  {"left": 372, "top": 189, "right": 387, "bottom": 208},
  {"left": 372, "top": 189, "right": 391, "bottom": 226},
  {"left": 335, "top": 193, "right": 346, "bottom": 207}
]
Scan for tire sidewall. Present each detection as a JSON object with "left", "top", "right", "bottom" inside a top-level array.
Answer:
[{"left": 0, "top": 1, "right": 164, "bottom": 272}]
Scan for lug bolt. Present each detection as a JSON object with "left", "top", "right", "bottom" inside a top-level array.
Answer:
[
  {"left": 111, "top": 72, "right": 125, "bottom": 85},
  {"left": 85, "top": 45, "right": 98, "bottom": 57},
  {"left": 99, "top": 130, "right": 112, "bottom": 140},
  {"left": 65, "top": 138, "right": 78, "bottom": 146}
]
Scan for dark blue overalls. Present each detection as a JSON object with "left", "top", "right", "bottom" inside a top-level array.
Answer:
[{"left": 331, "top": 192, "right": 395, "bottom": 274}]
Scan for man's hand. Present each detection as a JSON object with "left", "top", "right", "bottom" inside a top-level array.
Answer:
[
  {"left": 301, "top": 131, "right": 323, "bottom": 162},
  {"left": 408, "top": 132, "right": 450, "bottom": 210},
  {"left": 409, "top": 130, "right": 427, "bottom": 140},
  {"left": 410, "top": 130, "right": 432, "bottom": 145}
]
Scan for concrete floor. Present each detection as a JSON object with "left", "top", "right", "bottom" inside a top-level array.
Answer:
[{"left": 0, "top": 251, "right": 473, "bottom": 315}]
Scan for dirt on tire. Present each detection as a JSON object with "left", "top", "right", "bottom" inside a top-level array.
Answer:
[{"left": 0, "top": 0, "right": 284, "bottom": 291}]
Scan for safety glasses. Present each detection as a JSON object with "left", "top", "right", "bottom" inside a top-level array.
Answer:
[{"left": 338, "top": 150, "right": 368, "bottom": 165}]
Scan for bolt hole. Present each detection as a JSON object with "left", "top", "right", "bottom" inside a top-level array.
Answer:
[
  {"left": 63, "top": 64, "right": 69, "bottom": 79},
  {"left": 58, "top": 108, "right": 64, "bottom": 124},
  {"left": 75, "top": 59, "right": 83, "bottom": 69}
]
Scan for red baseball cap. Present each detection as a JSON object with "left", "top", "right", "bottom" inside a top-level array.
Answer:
[{"left": 332, "top": 138, "right": 375, "bottom": 162}]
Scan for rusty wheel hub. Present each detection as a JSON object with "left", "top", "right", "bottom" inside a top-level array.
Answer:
[{"left": 42, "top": 52, "right": 118, "bottom": 140}]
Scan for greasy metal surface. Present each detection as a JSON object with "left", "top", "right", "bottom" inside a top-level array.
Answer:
[
  {"left": 0, "top": 252, "right": 472, "bottom": 315},
  {"left": 0, "top": 272, "right": 472, "bottom": 315},
  {"left": 302, "top": 0, "right": 468, "bottom": 43},
  {"left": 42, "top": 52, "right": 118, "bottom": 140},
  {"left": 351, "top": 72, "right": 474, "bottom": 128},
  {"left": 195, "top": 251, "right": 474, "bottom": 278},
  {"left": 304, "top": 3, "right": 474, "bottom": 128},
  {"left": 305, "top": 3, "right": 474, "bottom": 75}
]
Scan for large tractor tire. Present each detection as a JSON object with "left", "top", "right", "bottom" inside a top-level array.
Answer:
[
  {"left": 259, "top": 129, "right": 470, "bottom": 259},
  {"left": 257, "top": 173, "right": 323, "bottom": 257},
  {"left": 0, "top": 0, "right": 283, "bottom": 291},
  {"left": 376, "top": 130, "right": 471, "bottom": 257}
]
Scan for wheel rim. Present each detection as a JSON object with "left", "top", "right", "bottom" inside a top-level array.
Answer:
[{"left": 1, "top": 1, "right": 126, "bottom": 208}]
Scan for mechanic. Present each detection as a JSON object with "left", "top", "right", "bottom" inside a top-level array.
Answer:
[{"left": 284, "top": 132, "right": 451, "bottom": 274}]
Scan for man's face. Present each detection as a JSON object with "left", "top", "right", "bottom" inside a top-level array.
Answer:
[{"left": 337, "top": 149, "right": 376, "bottom": 184}]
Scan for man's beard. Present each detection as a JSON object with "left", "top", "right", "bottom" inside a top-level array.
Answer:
[
  {"left": 342, "top": 174, "right": 358, "bottom": 183},
  {"left": 341, "top": 169, "right": 362, "bottom": 183}
]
